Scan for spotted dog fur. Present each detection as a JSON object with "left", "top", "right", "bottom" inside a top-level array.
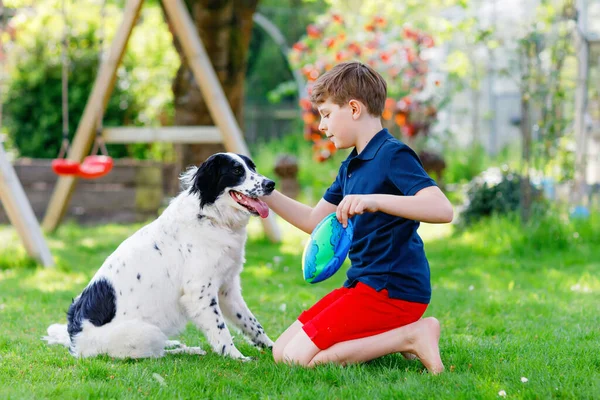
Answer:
[{"left": 43, "top": 153, "right": 275, "bottom": 360}]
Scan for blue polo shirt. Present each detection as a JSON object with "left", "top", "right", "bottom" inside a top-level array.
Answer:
[{"left": 323, "top": 129, "right": 436, "bottom": 303}]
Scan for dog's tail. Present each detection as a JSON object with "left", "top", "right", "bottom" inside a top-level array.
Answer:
[
  {"left": 71, "top": 319, "right": 168, "bottom": 358},
  {"left": 42, "top": 323, "right": 71, "bottom": 347}
]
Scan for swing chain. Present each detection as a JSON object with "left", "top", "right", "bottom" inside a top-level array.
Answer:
[
  {"left": 93, "top": 0, "right": 108, "bottom": 157},
  {"left": 59, "top": 0, "right": 70, "bottom": 159}
]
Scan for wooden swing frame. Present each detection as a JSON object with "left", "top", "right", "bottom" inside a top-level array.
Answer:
[
  {"left": 42, "top": 0, "right": 281, "bottom": 242},
  {"left": 0, "top": 138, "right": 54, "bottom": 267}
]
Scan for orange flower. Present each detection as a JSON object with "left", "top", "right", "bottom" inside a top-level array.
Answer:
[
  {"left": 385, "top": 98, "right": 396, "bottom": 110},
  {"left": 373, "top": 16, "right": 386, "bottom": 27},
  {"left": 395, "top": 112, "right": 407, "bottom": 126},
  {"left": 292, "top": 42, "right": 306, "bottom": 52},
  {"left": 303, "top": 112, "right": 316, "bottom": 124},
  {"left": 382, "top": 109, "right": 393, "bottom": 120},
  {"left": 307, "top": 24, "right": 321, "bottom": 38},
  {"left": 299, "top": 98, "right": 312, "bottom": 110}
]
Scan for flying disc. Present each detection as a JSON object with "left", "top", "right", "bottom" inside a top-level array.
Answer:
[{"left": 302, "top": 213, "right": 354, "bottom": 284}]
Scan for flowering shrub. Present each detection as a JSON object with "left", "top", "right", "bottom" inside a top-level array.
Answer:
[{"left": 290, "top": 13, "right": 442, "bottom": 161}]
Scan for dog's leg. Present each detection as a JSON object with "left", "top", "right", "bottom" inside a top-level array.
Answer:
[
  {"left": 180, "top": 285, "right": 249, "bottom": 360},
  {"left": 219, "top": 276, "right": 274, "bottom": 349}
]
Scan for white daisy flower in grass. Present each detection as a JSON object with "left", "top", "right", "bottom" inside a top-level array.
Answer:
[
  {"left": 521, "top": 377, "right": 528, "bottom": 383},
  {"left": 279, "top": 303, "right": 287, "bottom": 312},
  {"left": 498, "top": 390, "right": 507, "bottom": 397}
]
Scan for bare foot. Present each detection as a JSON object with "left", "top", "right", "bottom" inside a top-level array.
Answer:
[
  {"left": 409, "top": 317, "right": 444, "bottom": 374},
  {"left": 401, "top": 352, "right": 417, "bottom": 360}
]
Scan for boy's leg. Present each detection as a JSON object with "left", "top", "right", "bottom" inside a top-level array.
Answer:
[
  {"left": 273, "top": 286, "right": 350, "bottom": 362},
  {"left": 272, "top": 320, "right": 303, "bottom": 363},
  {"left": 281, "top": 317, "right": 444, "bottom": 374}
]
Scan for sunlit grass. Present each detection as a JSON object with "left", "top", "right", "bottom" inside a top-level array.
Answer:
[
  {"left": 0, "top": 212, "right": 599, "bottom": 399},
  {"left": 20, "top": 268, "right": 88, "bottom": 293}
]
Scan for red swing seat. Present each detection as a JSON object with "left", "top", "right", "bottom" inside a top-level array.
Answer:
[
  {"left": 78, "top": 155, "right": 113, "bottom": 179},
  {"left": 51, "top": 158, "right": 80, "bottom": 176},
  {"left": 52, "top": 138, "right": 113, "bottom": 179}
]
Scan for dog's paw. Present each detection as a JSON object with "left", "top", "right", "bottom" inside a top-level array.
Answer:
[
  {"left": 164, "top": 340, "right": 182, "bottom": 349},
  {"left": 184, "top": 347, "right": 206, "bottom": 356},
  {"left": 225, "top": 346, "right": 252, "bottom": 361},
  {"left": 253, "top": 336, "right": 274, "bottom": 350}
]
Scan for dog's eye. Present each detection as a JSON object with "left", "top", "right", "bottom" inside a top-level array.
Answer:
[{"left": 233, "top": 167, "right": 244, "bottom": 176}]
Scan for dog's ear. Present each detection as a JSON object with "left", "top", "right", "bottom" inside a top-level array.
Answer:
[
  {"left": 179, "top": 166, "right": 199, "bottom": 191},
  {"left": 190, "top": 154, "right": 222, "bottom": 208}
]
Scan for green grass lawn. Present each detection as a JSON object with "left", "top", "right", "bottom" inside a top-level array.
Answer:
[{"left": 0, "top": 214, "right": 599, "bottom": 399}]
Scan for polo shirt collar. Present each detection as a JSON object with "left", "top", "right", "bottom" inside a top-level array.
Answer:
[{"left": 345, "top": 128, "right": 392, "bottom": 163}]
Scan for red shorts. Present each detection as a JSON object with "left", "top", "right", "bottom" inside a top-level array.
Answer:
[{"left": 298, "top": 282, "right": 428, "bottom": 350}]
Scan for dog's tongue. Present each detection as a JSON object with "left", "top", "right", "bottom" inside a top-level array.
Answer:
[{"left": 240, "top": 196, "right": 270, "bottom": 218}]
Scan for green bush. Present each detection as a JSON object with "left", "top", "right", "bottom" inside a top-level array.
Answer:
[
  {"left": 3, "top": 1, "right": 178, "bottom": 160},
  {"left": 459, "top": 167, "right": 545, "bottom": 227},
  {"left": 442, "top": 142, "right": 488, "bottom": 184}
]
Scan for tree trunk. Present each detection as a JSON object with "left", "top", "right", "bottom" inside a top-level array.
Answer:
[
  {"left": 520, "top": 93, "right": 532, "bottom": 223},
  {"left": 519, "top": 41, "right": 534, "bottom": 223},
  {"left": 169, "top": 0, "right": 258, "bottom": 189}
]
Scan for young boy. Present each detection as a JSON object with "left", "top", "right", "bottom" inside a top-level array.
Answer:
[{"left": 262, "top": 61, "right": 453, "bottom": 374}]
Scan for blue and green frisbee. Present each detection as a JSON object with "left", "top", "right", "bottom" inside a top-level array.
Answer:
[{"left": 302, "top": 213, "right": 354, "bottom": 284}]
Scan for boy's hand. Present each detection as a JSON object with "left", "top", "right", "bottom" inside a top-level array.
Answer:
[{"left": 336, "top": 195, "right": 378, "bottom": 227}]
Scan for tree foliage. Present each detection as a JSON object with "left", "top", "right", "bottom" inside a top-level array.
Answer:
[{"left": 2, "top": 0, "right": 178, "bottom": 160}]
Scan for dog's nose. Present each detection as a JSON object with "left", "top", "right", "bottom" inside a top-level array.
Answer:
[{"left": 262, "top": 179, "right": 275, "bottom": 193}]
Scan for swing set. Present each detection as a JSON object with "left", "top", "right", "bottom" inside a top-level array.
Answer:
[{"left": 42, "top": 0, "right": 281, "bottom": 242}]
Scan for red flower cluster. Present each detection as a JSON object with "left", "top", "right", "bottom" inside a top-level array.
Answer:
[{"left": 290, "top": 13, "right": 441, "bottom": 161}]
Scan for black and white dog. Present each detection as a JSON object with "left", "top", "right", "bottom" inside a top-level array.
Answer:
[{"left": 43, "top": 153, "right": 275, "bottom": 360}]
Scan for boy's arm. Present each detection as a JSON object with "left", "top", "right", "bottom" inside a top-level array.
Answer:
[
  {"left": 336, "top": 186, "right": 454, "bottom": 227},
  {"left": 262, "top": 190, "right": 337, "bottom": 234}
]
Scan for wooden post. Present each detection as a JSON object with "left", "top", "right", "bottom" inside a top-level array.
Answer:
[
  {"left": 42, "top": 0, "right": 144, "bottom": 232},
  {"left": 0, "top": 139, "right": 54, "bottom": 267},
  {"left": 573, "top": 0, "right": 590, "bottom": 205},
  {"left": 162, "top": 0, "right": 281, "bottom": 242}
]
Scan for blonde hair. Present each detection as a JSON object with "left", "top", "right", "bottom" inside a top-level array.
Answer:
[{"left": 309, "top": 61, "right": 387, "bottom": 116}]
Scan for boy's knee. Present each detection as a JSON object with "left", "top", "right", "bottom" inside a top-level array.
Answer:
[
  {"left": 281, "top": 345, "right": 312, "bottom": 367},
  {"left": 272, "top": 340, "right": 285, "bottom": 363}
]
